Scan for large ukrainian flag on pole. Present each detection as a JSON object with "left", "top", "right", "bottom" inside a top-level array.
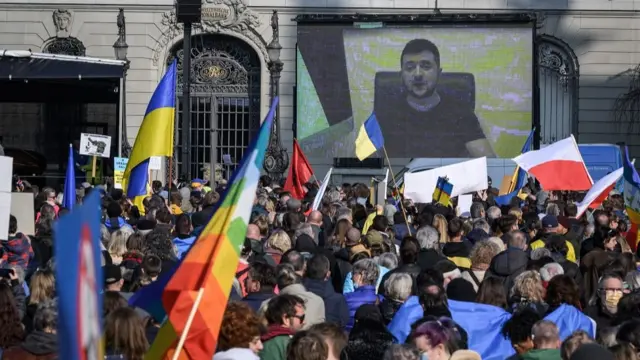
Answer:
[
  {"left": 123, "top": 60, "right": 177, "bottom": 210},
  {"left": 355, "top": 112, "right": 385, "bottom": 161},
  {"left": 623, "top": 146, "right": 640, "bottom": 224}
]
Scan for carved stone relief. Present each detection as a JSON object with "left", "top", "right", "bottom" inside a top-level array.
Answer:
[
  {"left": 152, "top": 0, "right": 267, "bottom": 66},
  {"left": 53, "top": 9, "right": 73, "bottom": 38}
]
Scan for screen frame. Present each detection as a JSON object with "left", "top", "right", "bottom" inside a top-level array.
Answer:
[{"left": 294, "top": 12, "right": 540, "bottom": 159}]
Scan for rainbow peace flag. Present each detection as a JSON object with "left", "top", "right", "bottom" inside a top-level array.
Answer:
[{"left": 143, "top": 97, "right": 278, "bottom": 359}]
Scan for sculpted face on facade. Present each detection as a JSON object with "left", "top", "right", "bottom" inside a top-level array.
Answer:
[{"left": 53, "top": 9, "right": 73, "bottom": 38}]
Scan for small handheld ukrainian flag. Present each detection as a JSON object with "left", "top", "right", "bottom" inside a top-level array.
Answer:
[
  {"left": 355, "top": 112, "right": 385, "bottom": 161},
  {"left": 433, "top": 176, "right": 453, "bottom": 206}
]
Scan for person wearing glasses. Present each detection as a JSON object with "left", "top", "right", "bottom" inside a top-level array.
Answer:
[
  {"left": 584, "top": 273, "right": 624, "bottom": 340},
  {"left": 260, "top": 294, "right": 307, "bottom": 360}
]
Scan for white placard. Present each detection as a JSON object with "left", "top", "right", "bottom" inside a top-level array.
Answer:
[
  {"left": 10, "top": 192, "right": 34, "bottom": 236},
  {"left": 404, "top": 157, "right": 488, "bottom": 203},
  {"left": 79, "top": 133, "right": 112, "bottom": 158},
  {"left": 222, "top": 154, "right": 232, "bottom": 165},
  {"left": 0, "top": 156, "right": 13, "bottom": 193},
  {"left": 458, "top": 194, "right": 473, "bottom": 218},
  {"left": 0, "top": 193, "right": 10, "bottom": 239},
  {"left": 149, "top": 156, "right": 163, "bottom": 170}
]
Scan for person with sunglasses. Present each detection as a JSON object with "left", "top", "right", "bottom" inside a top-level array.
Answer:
[{"left": 260, "top": 294, "right": 307, "bottom": 360}]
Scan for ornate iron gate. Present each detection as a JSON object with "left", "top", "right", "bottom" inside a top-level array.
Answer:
[
  {"left": 537, "top": 35, "right": 579, "bottom": 145},
  {"left": 168, "top": 34, "right": 261, "bottom": 182}
]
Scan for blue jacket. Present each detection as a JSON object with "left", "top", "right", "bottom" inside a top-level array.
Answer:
[
  {"left": 173, "top": 234, "right": 197, "bottom": 259},
  {"left": 104, "top": 217, "right": 132, "bottom": 233},
  {"left": 303, "top": 278, "right": 350, "bottom": 327},
  {"left": 343, "top": 265, "right": 389, "bottom": 294},
  {"left": 242, "top": 291, "right": 274, "bottom": 313},
  {"left": 393, "top": 224, "right": 416, "bottom": 242},
  {"left": 344, "top": 285, "right": 380, "bottom": 332}
]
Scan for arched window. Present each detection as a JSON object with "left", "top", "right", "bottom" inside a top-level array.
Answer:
[
  {"left": 537, "top": 35, "right": 579, "bottom": 145},
  {"left": 43, "top": 37, "right": 86, "bottom": 56}
]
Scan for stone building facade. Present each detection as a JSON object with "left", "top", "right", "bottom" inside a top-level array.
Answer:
[{"left": 0, "top": 0, "right": 638, "bottom": 181}]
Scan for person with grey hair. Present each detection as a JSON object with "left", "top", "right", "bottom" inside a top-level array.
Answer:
[
  {"left": 546, "top": 203, "right": 560, "bottom": 217},
  {"left": 344, "top": 258, "right": 380, "bottom": 331},
  {"left": 487, "top": 206, "right": 501, "bottom": 226},
  {"left": 294, "top": 223, "right": 315, "bottom": 243},
  {"left": 530, "top": 248, "right": 552, "bottom": 261},
  {"left": 336, "top": 206, "right": 353, "bottom": 223},
  {"left": 324, "top": 188, "right": 341, "bottom": 204},
  {"left": 539, "top": 263, "right": 564, "bottom": 283},
  {"left": 3, "top": 298, "right": 58, "bottom": 358},
  {"left": 377, "top": 252, "right": 398, "bottom": 270},
  {"left": 383, "top": 344, "right": 420, "bottom": 360},
  {"left": 380, "top": 273, "right": 412, "bottom": 324},
  {"left": 415, "top": 225, "right": 447, "bottom": 271},
  {"left": 487, "top": 230, "right": 529, "bottom": 293},
  {"left": 473, "top": 218, "right": 491, "bottom": 234},
  {"left": 260, "top": 263, "right": 325, "bottom": 329},
  {"left": 527, "top": 320, "right": 562, "bottom": 357}
]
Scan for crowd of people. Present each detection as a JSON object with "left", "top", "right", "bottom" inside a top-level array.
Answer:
[{"left": 0, "top": 175, "right": 639, "bottom": 360}]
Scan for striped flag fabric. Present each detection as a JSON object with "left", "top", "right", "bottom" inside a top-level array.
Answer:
[
  {"left": 144, "top": 97, "right": 278, "bottom": 359},
  {"left": 432, "top": 176, "right": 453, "bottom": 206},
  {"left": 355, "top": 112, "right": 385, "bottom": 161},
  {"left": 123, "top": 60, "right": 177, "bottom": 213},
  {"left": 495, "top": 129, "right": 534, "bottom": 206},
  {"left": 512, "top": 135, "right": 592, "bottom": 191},
  {"left": 623, "top": 146, "right": 640, "bottom": 224},
  {"left": 576, "top": 167, "right": 623, "bottom": 218}
]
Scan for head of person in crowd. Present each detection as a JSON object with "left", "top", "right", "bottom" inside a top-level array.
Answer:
[
  {"left": 281, "top": 250, "right": 306, "bottom": 277},
  {"left": 408, "top": 317, "right": 462, "bottom": 360},
  {"left": 308, "top": 322, "right": 347, "bottom": 360},
  {"left": 400, "top": 236, "right": 421, "bottom": 266},
  {"left": 216, "top": 301, "right": 264, "bottom": 357},
  {"left": 0, "top": 281, "right": 24, "bottom": 349},
  {"left": 382, "top": 344, "right": 421, "bottom": 360},
  {"left": 472, "top": 218, "right": 491, "bottom": 236},
  {"left": 432, "top": 214, "right": 449, "bottom": 243},
  {"left": 510, "top": 270, "right": 546, "bottom": 313},
  {"left": 342, "top": 314, "right": 394, "bottom": 360},
  {"left": 502, "top": 308, "right": 542, "bottom": 356},
  {"left": 569, "top": 343, "right": 614, "bottom": 360},
  {"left": 28, "top": 269, "right": 55, "bottom": 306},
  {"left": 487, "top": 206, "right": 502, "bottom": 226},
  {"left": 591, "top": 272, "right": 624, "bottom": 315},
  {"left": 377, "top": 252, "right": 399, "bottom": 270},
  {"left": 531, "top": 320, "right": 561, "bottom": 350},
  {"left": 496, "top": 215, "right": 519, "bottom": 237},
  {"left": 351, "top": 258, "right": 379, "bottom": 289},
  {"left": 593, "top": 226, "right": 619, "bottom": 252},
  {"left": 505, "top": 230, "right": 528, "bottom": 251},
  {"left": 266, "top": 230, "right": 292, "bottom": 256},
  {"left": 143, "top": 228, "right": 177, "bottom": 261},
  {"left": 539, "top": 262, "right": 564, "bottom": 286},
  {"left": 104, "top": 264, "right": 124, "bottom": 292},
  {"left": 470, "top": 202, "right": 485, "bottom": 220},
  {"left": 246, "top": 262, "right": 277, "bottom": 295},
  {"left": 416, "top": 225, "right": 440, "bottom": 253},
  {"left": 385, "top": 273, "right": 413, "bottom": 305},
  {"left": 103, "top": 291, "right": 128, "bottom": 318},
  {"left": 264, "top": 294, "right": 306, "bottom": 331},
  {"left": 286, "top": 330, "right": 328, "bottom": 360},
  {"left": 545, "top": 274, "right": 581, "bottom": 310},
  {"left": 476, "top": 276, "right": 508, "bottom": 309},
  {"left": 104, "top": 307, "right": 148, "bottom": 360},
  {"left": 560, "top": 331, "right": 593, "bottom": 360}
]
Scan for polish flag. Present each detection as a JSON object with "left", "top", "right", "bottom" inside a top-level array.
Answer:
[
  {"left": 575, "top": 167, "right": 623, "bottom": 218},
  {"left": 513, "top": 135, "right": 592, "bottom": 191}
]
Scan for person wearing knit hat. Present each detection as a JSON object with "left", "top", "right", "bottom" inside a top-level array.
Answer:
[{"left": 446, "top": 278, "right": 476, "bottom": 302}]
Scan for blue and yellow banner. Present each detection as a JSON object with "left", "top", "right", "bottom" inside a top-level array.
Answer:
[
  {"left": 432, "top": 176, "right": 453, "bottom": 206},
  {"left": 623, "top": 146, "right": 640, "bottom": 224},
  {"left": 54, "top": 191, "right": 104, "bottom": 360}
]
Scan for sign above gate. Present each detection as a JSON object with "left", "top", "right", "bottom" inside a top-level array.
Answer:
[{"left": 201, "top": 2, "right": 231, "bottom": 23}]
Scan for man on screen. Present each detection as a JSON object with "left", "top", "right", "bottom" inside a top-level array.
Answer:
[{"left": 375, "top": 38, "right": 494, "bottom": 158}]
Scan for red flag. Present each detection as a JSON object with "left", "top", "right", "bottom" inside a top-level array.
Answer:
[{"left": 284, "top": 139, "right": 313, "bottom": 199}]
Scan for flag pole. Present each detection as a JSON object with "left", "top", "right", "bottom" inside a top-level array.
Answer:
[
  {"left": 171, "top": 287, "right": 206, "bottom": 360},
  {"left": 382, "top": 146, "right": 412, "bottom": 235}
]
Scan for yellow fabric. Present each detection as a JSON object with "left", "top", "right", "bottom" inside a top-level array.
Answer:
[
  {"left": 80, "top": 158, "right": 103, "bottom": 184},
  {"left": 530, "top": 239, "right": 576, "bottom": 263},
  {"left": 362, "top": 210, "right": 382, "bottom": 234},
  {"left": 448, "top": 256, "right": 472, "bottom": 269},
  {"left": 170, "top": 204, "right": 183, "bottom": 215}
]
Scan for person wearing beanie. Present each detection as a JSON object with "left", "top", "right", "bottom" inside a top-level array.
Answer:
[{"left": 446, "top": 278, "right": 476, "bottom": 302}]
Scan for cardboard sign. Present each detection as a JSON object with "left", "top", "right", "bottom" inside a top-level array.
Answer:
[
  {"left": 0, "top": 156, "right": 14, "bottom": 239},
  {"left": 149, "top": 156, "right": 162, "bottom": 170},
  {"left": 9, "top": 192, "right": 34, "bottom": 236},
  {"left": 113, "top": 157, "right": 128, "bottom": 189},
  {"left": 80, "top": 133, "right": 111, "bottom": 158}
]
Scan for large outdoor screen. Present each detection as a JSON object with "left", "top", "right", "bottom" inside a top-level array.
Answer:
[{"left": 296, "top": 23, "right": 534, "bottom": 159}]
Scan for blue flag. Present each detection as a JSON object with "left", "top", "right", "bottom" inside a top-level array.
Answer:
[
  {"left": 495, "top": 129, "right": 535, "bottom": 206},
  {"left": 387, "top": 297, "right": 595, "bottom": 360},
  {"left": 63, "top": 143, "right": 75, "bottom": 210},
  {"left": 54, "top": 192, "right": 103, "bottom": 360}
]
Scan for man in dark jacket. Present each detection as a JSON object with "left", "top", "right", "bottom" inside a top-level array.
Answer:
[
  {"left": 303, "top": 254, "right": 349, "bottom": 327},
  {"left": 242, "top": 262, "right": 277, "bottom": 312},
  {"left": 487, "top": 230, "right": 529, "bottom": 293}
]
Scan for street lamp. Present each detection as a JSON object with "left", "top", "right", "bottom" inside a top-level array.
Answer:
[
  {"left": 263, "top": 10, "right": 289, "bottom": 182},
  {"left": 113, "top": 8, "right": 131, "bottom": 157}
]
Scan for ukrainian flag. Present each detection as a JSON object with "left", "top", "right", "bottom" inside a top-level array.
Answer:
[
  {"left": 123, "top": 60, "right": 177, "bottom": 212},
  {"left": 433, "top": 176, "right": 453, "bottom": 206},
  {"left": 355, "top": 112, "right": 385, "bottom": 161},
  {"left": 495, "top": 129, "right": 534, "bottom": 206},
  {"left": 623, "top": 146, "right": 640, "bottom": 224}
]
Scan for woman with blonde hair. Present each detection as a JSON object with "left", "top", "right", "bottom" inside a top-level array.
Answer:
[
  {"left": 24, "top": 269, "right": 55, "bottom": 333},
  {"left": 265, "top": 230, "right": 292, "bottom": 265},
  {"left": 433, "top": 214, "right": 449, "bottom": 244},
  {"left": 510, "top": 270, "right": 548, "bottom": 316},
  {"left": 108, "top": 228, "right": 134, "bottom": 265},
  {"left": 104, "top": 307, "right": 149, "bottom": 360}
]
